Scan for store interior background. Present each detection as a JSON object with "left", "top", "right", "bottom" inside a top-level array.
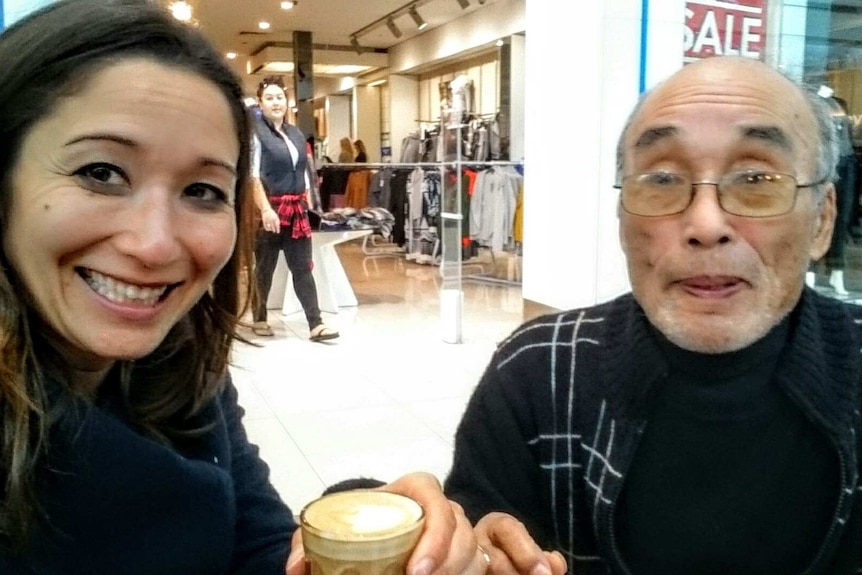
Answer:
[
  {"left": 196, "top": 0, "right": 532, "bottom": 508},
  {"left": 2, "top": 0, "right": 861, "bottom": 509},
  {"left": 1, "top": 1, "right": 859, "bottom": 325},
  {"left": 192, "top": 0, "right": 862, "bottom": 507}
]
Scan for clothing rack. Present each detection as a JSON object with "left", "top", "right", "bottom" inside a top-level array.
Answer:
[
  {"left": 318, "top": 160, "right": 524, "bottom": 277},
  {"left": 318, "top": 160, "right": 522, "bottom": 173},
  {"left": 320, "top": 162, "right": 444, "bottom": 263},
  {"left": 442, "top": 160, "right": 524, "bottom": 287},
  {"left": 320, "top": 161, "right": 522, "bottom": 169}
]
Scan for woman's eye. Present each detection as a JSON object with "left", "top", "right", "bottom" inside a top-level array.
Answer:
[
  {"left": 186, "top": 183, "right": 232, "bottom": 206},
  {"left": 74, "top": 162, "right": 127, "bottom": 188}
]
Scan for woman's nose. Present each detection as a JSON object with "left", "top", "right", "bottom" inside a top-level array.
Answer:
[{"left": 116, "top": 193, "right": 183, "bottom": 267}]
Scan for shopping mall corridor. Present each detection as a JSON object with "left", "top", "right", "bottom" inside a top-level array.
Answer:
[{"left": 230, "top": 239, "right": 524, "bottom": 512}]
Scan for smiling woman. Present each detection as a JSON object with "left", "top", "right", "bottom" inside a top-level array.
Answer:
[
  {"left": 8, "top": 60, "right": 241, "bottom": 372},
  {"left": 0, "top": 2, "right": 484, "bottom": 574},
  {"left": 0, "top": 0, "right": 272, "bottom": 569}
]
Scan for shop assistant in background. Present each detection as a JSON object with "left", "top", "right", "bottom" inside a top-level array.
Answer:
[
  {"left": 354, "top": 139, "right": 368, "bottom": 163},
  {"left": 250, "top": 75, "right": 338, "bottom": 341},
  {"left": 320, "top": 136, "right": 354, "bottom": 210},
  {"left": 445, "top": 55, "right": 862, "bottom": 575},
  {"left": 0, "top": 1, "right": 489, "bottom": 573},
  {"left": 338, "top": 137, "right": 354, "bottom": 163}
]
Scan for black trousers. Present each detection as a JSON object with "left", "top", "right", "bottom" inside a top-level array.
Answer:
[{"left": 253, "top": 229, "right": 322, "bottom": 329}]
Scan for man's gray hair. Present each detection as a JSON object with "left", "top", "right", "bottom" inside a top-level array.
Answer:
[
  {"left": 802, "top": 84, "right": 840, "bottom": 189},
  {"left": 614, "top": 64, "right": 839, "bottom": 199}
]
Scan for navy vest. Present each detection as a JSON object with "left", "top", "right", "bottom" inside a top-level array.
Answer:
[{"left": 254, "top": 116, "right": 308, "bottom": 196}]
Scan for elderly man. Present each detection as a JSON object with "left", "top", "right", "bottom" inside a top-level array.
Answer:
[{"left": 445, "top": 56, "right": 862, "bottom": 575}]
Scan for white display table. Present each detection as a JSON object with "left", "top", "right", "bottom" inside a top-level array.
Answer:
[{"left": 266, "top": 229, "right": 373, "bottom": 315}]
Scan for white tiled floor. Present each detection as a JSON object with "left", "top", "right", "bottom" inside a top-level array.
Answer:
[{"left": 229, "top": 241, "right": 524, "bottom": 514}]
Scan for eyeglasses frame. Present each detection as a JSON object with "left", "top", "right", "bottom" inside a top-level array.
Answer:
[{"left": 612, "top": 171, "right": 829, "bottom": 218}]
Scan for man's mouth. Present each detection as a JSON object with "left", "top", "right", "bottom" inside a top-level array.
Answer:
[
  {"left": 79, "top": 268, "right": 176, "bottom": 306},
  {"left": 677, "top": 275, "right": 745, "bottom": 297}
]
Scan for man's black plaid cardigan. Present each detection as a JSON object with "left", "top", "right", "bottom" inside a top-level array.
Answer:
[{"left": 445, "top": 289, "right": 862, "bottom": 574}]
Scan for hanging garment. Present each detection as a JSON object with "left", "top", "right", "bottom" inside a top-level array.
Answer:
[
  {"left": 470, "top": 167, "right": 521, "bottom": 252},
  {"left": 408, "top": 167, "right": 425, "bottom": 223},
  {"left": 344, "top": 169, "right": 372, "bottom": 209},
  {"left": 513, "top": 182, "right": 524, "bottom": 244},
  {"left": 400, "top": 132, "right": 422, "bottom": 163},
  {"left": 368, "top": 168, "right": 392, "bottom": 210},
  {"left": 389, "top": 169, "right": 411, "bottom": 246},
  {"left": 422, "top": 171, "right": 441, "bottom": 219}
]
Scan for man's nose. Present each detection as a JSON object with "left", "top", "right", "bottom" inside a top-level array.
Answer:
[{"left": 682, "top": 183, "right": 733, "bottom": 247}]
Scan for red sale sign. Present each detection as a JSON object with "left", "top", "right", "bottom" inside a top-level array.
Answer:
[{"left": 684, "top": 0, "right": 768, "bottom": 61}]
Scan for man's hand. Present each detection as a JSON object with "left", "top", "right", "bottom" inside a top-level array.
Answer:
[
  {"left": 262, "top": 208, "right": 280, "bottom": 233},
  {"left": 474, "top": 512, "right": 567, "bottom": 575},
  {"left": 286, "top": 472, "right": 488, "bottom": 575}
]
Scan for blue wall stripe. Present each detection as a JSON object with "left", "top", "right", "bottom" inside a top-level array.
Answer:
[{"left": 639, "top": 0, "right": 649, "bottom": 94}]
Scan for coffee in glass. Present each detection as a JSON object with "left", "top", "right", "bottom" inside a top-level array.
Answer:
[{"left": 301, "top": 490, "right": 425, "bottom": 575}]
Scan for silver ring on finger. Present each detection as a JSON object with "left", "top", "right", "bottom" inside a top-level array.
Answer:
[{"left": 477, "top": 544, "right": 491, "bottom": 566}]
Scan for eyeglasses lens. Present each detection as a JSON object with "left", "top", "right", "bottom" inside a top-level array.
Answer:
[{"left": 621, "top": 172, "right": 797, "bottom": 217}]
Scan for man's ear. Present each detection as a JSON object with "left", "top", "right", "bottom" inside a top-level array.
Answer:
[{"left": 809, "top": 183, "right": 836, "bottom": 261}]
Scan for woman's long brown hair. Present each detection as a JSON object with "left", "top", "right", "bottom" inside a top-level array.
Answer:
[{"left": 0, "top": 0, "right": 257, "bottom": 551}]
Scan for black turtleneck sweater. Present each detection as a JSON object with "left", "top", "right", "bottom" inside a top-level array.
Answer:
[{"left": 616, "top": 318, "right": 839, "bottom": 574}]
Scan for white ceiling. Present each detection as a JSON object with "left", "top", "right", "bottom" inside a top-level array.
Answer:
[
  {"left": 187, "top": 0, "right": 862, "bottom": 96},
  {"left": 187, "top": 0, "right": 502, "bottom": 93}
]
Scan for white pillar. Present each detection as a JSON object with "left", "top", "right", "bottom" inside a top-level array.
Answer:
[
  {"left": 353, "top": 85, "right": 381, "bottom": 163},
  {"left": 523, "top": 0, "right": 685, "bottom": 311},
  {"left": 389, "top": 75, "right": 419, "bottom": 162},
  {"left": 509, "top": 34, "right": 526, "bottom": 162},
  {"left": 326, "top": 94, "right": 351, "bottom": 154}
]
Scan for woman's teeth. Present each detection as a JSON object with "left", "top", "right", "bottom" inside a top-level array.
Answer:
[{"left": 84, "top": 270, "right": 168, "bottom": 305}]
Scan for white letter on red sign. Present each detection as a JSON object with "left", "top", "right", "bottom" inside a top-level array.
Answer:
[
  {"left": 693, "top": 10, "right": 720, "bottom": 55},
  {"left": 741, "top": 17, "right": 762, "bottom": 58}
]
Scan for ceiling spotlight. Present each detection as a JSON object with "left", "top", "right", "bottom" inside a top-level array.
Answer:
[
  {"left": 258, "top": 21, "right": 271, "bottom": 30},
  {"left": 280, "top": 0, "right": 296, "bottom": 8},
  {"left": 225, "top": 51, "right": 238, "bottom": 59},
  {"left": 350, "top": 36, "right": 363, "bottom": 54},
  {"left": 168, "top": 1, "right": 192, "bottom": 22},
  {"left": 386, "top": 17, "right": 403, "bottom": 39},
  {"left": 457, "top": 0, "right": 470, "bottom": 8},
  {"left": 409, "top": 5, "right": 427, "bottom": 30}
]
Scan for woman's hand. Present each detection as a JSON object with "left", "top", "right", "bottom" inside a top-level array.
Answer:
[
  {"left": 384, "top": 472, "right": 487, "bottom": 575},
  {"left": 262, "top": 208, "right": 280, "bottom": 233},
  {"left": 286, "top": 472, "right": 488, "bottom": 575},
  {"left": 473, "top": 513, "right": 567, "bottom": 575},
  {"left": 286, "top": 530, "right": 305, "bottom": 575}
]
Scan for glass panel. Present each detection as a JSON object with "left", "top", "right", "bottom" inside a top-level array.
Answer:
[
  {"left": 685, "top": 0, "right": 862, "bottom": 302},
  {"left": 788, "top": 1, "right": 862, "bottom": 302}
]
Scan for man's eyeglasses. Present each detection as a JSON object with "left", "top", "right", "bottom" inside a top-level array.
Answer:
[{"left": 613, "top": 171, "right": 827, "bottom": 218}]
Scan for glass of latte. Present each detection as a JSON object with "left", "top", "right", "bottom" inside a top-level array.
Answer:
[{"left": 300, "top": 490, "right": 425, "bottom": 575}]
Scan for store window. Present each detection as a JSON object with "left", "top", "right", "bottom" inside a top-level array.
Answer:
[
  {"left": 2, "top": 0, "right": 56, "bottom": 29},
  {"left": 685, "top": 0, "right": 862, "bottom": 302}
]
